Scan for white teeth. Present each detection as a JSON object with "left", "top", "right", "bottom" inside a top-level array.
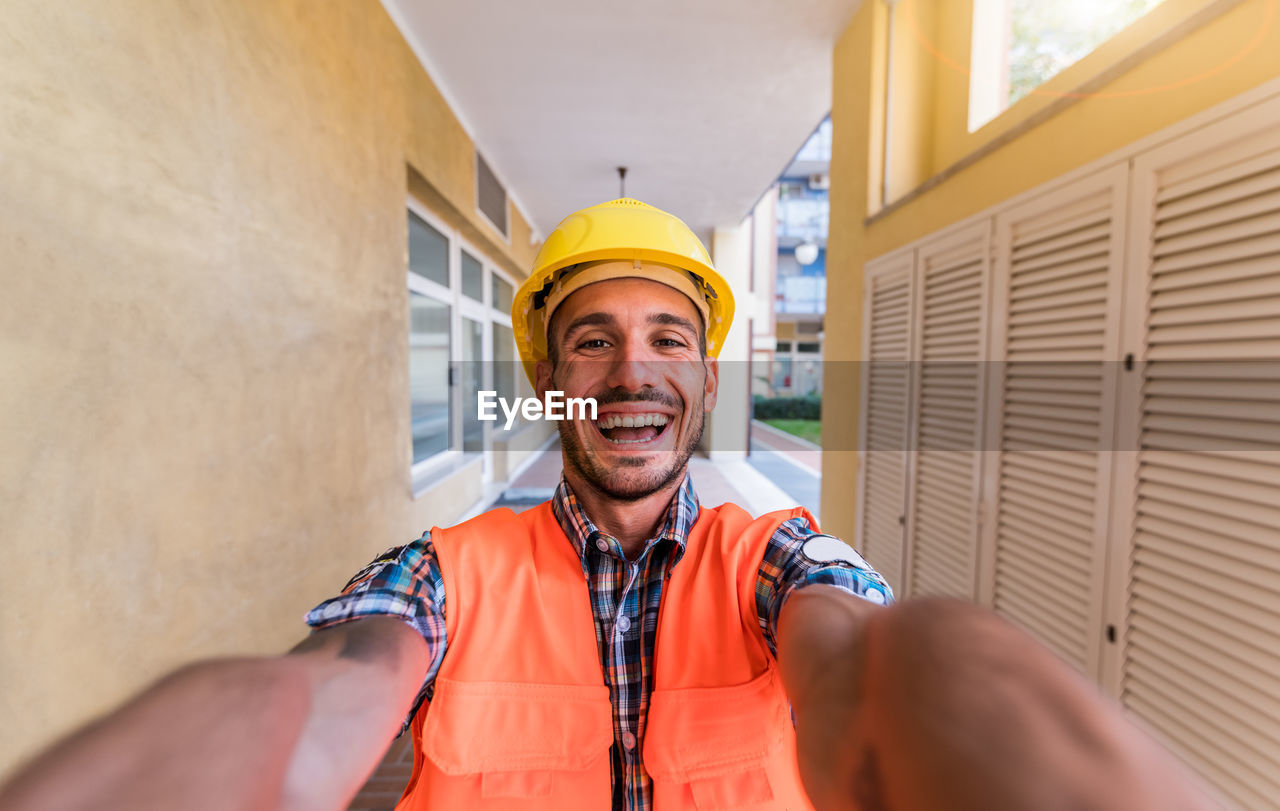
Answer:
[{"left": 595, "top": 413, "right": 671, "bottom": 431}]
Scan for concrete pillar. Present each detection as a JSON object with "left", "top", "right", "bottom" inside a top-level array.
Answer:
[
  {"left": 705, "top": 218, "right": 754, "bottom": 461},
  {"left": 750, "top": 187, "right": 779, "bottom": 398}
]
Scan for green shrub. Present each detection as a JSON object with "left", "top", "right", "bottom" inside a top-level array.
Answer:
[{"left": 752, "top": 395, "right": 821, "bottom": 420}]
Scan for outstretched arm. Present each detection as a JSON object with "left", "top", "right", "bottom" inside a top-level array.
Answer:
[
  {"left": 0, "top": 616, "right": 428, "bottom": 811},
  {"left": 777, "top": 589, "right": 1221, "bottom": 811}
]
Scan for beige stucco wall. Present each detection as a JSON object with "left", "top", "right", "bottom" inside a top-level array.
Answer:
[
  {"left": 822, "top": 0, "right": 1280, "bottom": 545},
  {"left": 0, "top": 0, "right": 539, "bottom": 774}
]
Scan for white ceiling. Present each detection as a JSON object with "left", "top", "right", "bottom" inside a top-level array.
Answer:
[{"left": 382, "top": 0, "right": 862, "bottom": 243}]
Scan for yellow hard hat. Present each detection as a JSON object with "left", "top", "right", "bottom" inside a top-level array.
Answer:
[{"left": 512, "top": 198, "right": 734, "bottom": 386}]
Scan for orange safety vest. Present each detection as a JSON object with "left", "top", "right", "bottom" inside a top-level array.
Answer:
[{"left": 394, "top": 499, "right": 818, "bottom": 810}]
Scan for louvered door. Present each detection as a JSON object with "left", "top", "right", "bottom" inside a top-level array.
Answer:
[
  {"left": 981, "top": 166, "right": 1127, "bottom": 675},
  {"left": 1114, "top": 97, "right": 1280, "bottom": 811},
  {"left": 856, "top": 252, "right": 915, "bottom": 593},
  {"left": 903, "top": 223, "right": 990, "bottom": 599}
]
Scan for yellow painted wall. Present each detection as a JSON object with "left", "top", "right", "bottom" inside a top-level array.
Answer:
[
  {"left": 823, "top": 0, "right": 1280, "bottom": 543},
  {"left": 0, "top": 0, "right": 538, "bottom": 774},
  {"left": 884, "top": 0, "right": 938, "bottom": 201},
  {"left": 822, "top": 9, "right": 881, "bottom": 544}
]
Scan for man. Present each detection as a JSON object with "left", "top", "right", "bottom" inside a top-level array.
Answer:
[{"left": 1, "top": 200, "right": 1217, "bottom": 811}]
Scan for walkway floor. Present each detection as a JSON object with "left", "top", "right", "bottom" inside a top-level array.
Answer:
[
  {"left": 748, "top": 420, "right": 822, "bottom": 522},
  {"left": 750, "top": 419, "right": 821, "bottom": 473},
  {"left": 348, "top": 434, "right": 823, "bottom": 809}
]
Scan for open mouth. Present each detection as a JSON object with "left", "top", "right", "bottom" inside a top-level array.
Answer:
[{"left": 593, "top": 412, "right": 672, "bottom": 445}]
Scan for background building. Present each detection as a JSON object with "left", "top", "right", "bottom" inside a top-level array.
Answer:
[{"left": 756, "top": 118, "right": 831, "bottom": 400}]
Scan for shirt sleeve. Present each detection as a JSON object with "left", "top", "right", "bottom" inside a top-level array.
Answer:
[
  {"left": 304, "top": 530, "right": 447, "bottom": 733},
  {"left": 755, "top": 517, "right": 894, "bottom": 658}
]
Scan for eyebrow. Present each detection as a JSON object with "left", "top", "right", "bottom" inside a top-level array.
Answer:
[
  {"left": 648, "top": 313, "right": 699, "bottom": 335},
  {"left": 561, "top": 312, "right": 617, "bottom": 340}
]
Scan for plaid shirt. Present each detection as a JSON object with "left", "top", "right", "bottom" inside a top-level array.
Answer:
[{"left": 306, "top": 474, "right": 892, "bottom": 811}]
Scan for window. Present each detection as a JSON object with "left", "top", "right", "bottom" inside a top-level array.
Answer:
[
  {"left": 492, "top": 275, "right": 514, "bottom": 313},
  {"left": 1009, "top": 0, "right": 1165, "bottom": 104},
  {"left": 492, "top": 322, "right": 518, "bottom": 407},
  {"left": 487, "top": 268, "right": 521, "bottom": 409},
  {"left": 771, "top": 356, "right": 792, "bottom": 390},
  {"left": 970, "top": 0, "right": 1167, "bottom": 130},
  {"left": 409, "top": 212, "right": 449, "bottom": 287},
  {"left": 409, "top": 293, "right": 451, "bottom": 464},
  {"left": 461, "top": 250, "right": 484, "bottom": 302},
  {"left": 406, "top": 200, "right": 521, "bottom": 481},
  {"left": 461, "top": 317, "right": 484, "bottom": 452},
  {"left": 769, "top": 336, "right": 825, "bottom": 396},
  {"left": 776, "top": 181, "right": 829, "bottom": 241}
]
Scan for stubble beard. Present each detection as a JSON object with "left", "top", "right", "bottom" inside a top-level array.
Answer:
[{"left": 556, "top": 378, "right": 706, "bottom": 503}]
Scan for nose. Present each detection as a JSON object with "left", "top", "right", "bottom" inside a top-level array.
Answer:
[{"left": 602, "top": 336, "right": 662, "bottom": 392}]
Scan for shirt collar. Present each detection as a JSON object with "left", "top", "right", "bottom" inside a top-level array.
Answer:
[{"left": 551, "top": 473, "right": 699, "bottom": 575}]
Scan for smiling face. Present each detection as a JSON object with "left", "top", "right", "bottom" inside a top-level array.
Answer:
[{"left": 536, "top": 277, "right": 719, "bottom": 502}]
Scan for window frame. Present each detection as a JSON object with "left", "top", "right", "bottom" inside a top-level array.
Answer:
[
  {"left": 769, "top": 332, "right": 825, "bottom": 396},
  {"left": 406, "top": 201, "right": 461, "bottom": 482},
  {"left": 406, "top": 198, "right": 521, "bottom": 487}
]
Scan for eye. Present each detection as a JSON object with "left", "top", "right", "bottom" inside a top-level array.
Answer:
[
  {"left": 655, "top": 338, "right": 685, "bottom": 348},
  {"left": 578, "top": 338, "right": 612, "bottom": 350}
]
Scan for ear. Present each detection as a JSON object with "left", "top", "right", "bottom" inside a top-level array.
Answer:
[
  {"left": 701, "top": 355, "right": 719, "bottom": 412},
  {"left": 535, "top": 359, "right": 553, "bottom": 400}
]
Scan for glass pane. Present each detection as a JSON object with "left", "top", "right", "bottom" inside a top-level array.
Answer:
[
  {"left": 461, "top": 250, "right": 484, "bottom": 302},
  {"left": 462, "top": 317, "right": 485, "bottom": 453},
  {"left": 409, "top": 212, "right": 449, "bottom": 287},
  {"left": 772, "top": 357, "right": 793, "bottom": 390},
  {"left": 794, "top": 357, "right": 822, "bottom": 397},
  {"left": 1008, "top": 0, "right": 1166, "bottom": 104},
  {"left": 492, "top": 275, "right": 514, "bottom": 313},
  {"left": 492, "top": 322, "right": 516, "bottom": 409},
  {"left": 797, "top": 342, "right": 821, "bottom": 353},
  {"left": 776, "top": 341, "right": 792, "bottom": 353},
  {"left": 409, "top": 293, "right": 451, "bottom": 463}
]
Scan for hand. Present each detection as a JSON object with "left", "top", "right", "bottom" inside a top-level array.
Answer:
[{"left": 784, "top": 596, "right": 1223, "bottom": 810}]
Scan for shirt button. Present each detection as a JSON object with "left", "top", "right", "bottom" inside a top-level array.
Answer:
[
  {"left": 621, "top": 731, "right": 637, "bottom": 750},
  {"left": 616, "top": 615, "right": 632, "bottom": 633},
  {"left": 595, "top": 538, "right": 609, "bottom": 553}
]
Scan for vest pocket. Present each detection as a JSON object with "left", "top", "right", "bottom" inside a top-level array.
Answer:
[
  {"left": 422, "top": 677, "right": 613, "bottom": 798},
  {"left": 643, "top": 669, "right": 790, "bottom": 809}
]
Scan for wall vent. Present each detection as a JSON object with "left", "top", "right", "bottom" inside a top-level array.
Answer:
[{"left": 475, "top": 150, "right": 508, "bottom": 238}]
